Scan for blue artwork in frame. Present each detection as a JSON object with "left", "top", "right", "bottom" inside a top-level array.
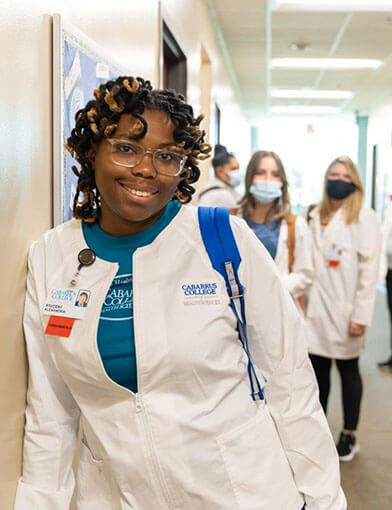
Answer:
[{"left": 53, "top": 14, "right": 127, "bottom": 224}]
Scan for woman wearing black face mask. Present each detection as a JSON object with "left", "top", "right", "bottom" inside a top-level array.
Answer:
[{"left": 306, "top": 156, "right": 381, "bottom": 463}]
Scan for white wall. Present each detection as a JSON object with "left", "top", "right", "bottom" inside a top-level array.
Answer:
[
  {"left": 367, "top": 102, "right": 392, "bottom": 222},
  {"left": 0, "top": 1, "right": 247, "bottom": 507},
  {"left": 256, "top": 113, "right": 358, "bottom": 211}
]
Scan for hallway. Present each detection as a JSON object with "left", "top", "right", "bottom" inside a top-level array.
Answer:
[{"left": 327, "top": 290, "right": 392, "bottom": 509}]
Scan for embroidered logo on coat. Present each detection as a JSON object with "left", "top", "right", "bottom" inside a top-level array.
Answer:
[{"left": 181, "top": 282, "right": 221, "bottom": 306}]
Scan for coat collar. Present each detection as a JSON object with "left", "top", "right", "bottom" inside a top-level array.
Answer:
[{"left": 52, "top": 207, "right": 189, "bottom": 280}]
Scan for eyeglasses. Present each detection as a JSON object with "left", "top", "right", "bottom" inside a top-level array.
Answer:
[{"left": 106, "top": 138, "right": 187, "bottom": 177}]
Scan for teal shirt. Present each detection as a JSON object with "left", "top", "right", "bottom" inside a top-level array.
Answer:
[{"left": 82, "top": 201, "right": 181, "bottom": 392}]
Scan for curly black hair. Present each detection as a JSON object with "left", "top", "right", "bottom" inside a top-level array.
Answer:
[{"left": 66, "top": 76, "right": 211, "bottom": 222}]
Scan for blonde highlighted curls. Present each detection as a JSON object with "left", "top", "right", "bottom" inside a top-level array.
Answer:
[
  {"left": 197, "top": 143, "right": 212, "bottom": 160},
  {"left": 127, "top": 119, "right": 144, "bottom": 138},
  {"left": 123, "top": 77, "right": 139, "bottom": 93},
  {"left": 87, "top": 108, "right": 98, "bottom": 121},
  {"left": 104, "top": 91, "right": 124, "bottom": 113},
  {"left": 174, "top": 189, "right": 190, "bottom": 204},
  {"left": 90, "top": 123, "right": 99, "bottom": 135},
  {"left": 66, "top": 76, "right": 212, "bottom": 222},
  {"left": 75, "top": 189, "right": 97, "bottom": 223},
  {"left": 104, "top": 124, "right": 117, "bottom": 137}
]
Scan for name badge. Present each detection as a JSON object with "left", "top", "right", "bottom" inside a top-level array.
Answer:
[
  {"left": 327, "top": 245, "right": 342, "bottom": 268},
  {"left": 43, "top": 288, "right": 91, "bottom": 320}
]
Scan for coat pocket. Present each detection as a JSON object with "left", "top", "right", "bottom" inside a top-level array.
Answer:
[
  {"left": 75, "top": 440, "right": 114, "bottom": 510},
  {"left": 216, "top": 403, "right": 304, "bottom": 510}
]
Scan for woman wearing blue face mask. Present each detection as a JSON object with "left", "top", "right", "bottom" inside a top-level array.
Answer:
[{"left": 234, "top": 151, "right": 314, "bottom": 305}]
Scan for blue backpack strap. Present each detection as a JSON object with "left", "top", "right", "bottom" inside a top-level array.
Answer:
[{"left": 198, "top": 206, "right": 264, "bottom": 401}]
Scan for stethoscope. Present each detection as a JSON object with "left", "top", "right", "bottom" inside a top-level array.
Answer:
[{"left": 70, "top": 249, "right": 96, "bottom": 286}]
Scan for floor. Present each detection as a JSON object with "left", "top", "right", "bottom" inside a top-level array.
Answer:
[{"left": 326, "top": 290, "right": 392, "bottom": 510}]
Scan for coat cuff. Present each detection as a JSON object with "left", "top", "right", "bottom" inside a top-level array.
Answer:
[
  {"left": 305, "top": 486, "right": 347, "bottom": 510},
  {"left": 14, "top": 478, "right": 74, "bottom": 510},
  {"left": 350, "top": 303, "right": 374, "bottom": 326}
]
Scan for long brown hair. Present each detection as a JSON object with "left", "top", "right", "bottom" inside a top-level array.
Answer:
[
  {"left": 240, "top": 150, "right": 291, "bottom": 221},
  {"left": 319, "top": 155, "right": 364, "bottom": 224}
]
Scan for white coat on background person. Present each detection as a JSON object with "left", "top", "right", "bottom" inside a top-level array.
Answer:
[
  {"left": 377, "top": 199, "right": 392, "bottom": 368},
  {"left": 379, "top": 199, "right": 392, "bottom": 282},
  {"left": 306, "top": 155, "right": 381, "bottom": 463},
  {"left": 233, "top": 150, "right": 314, "bottom": 302},
  {"left": 197, "top": 143, "right": 241, "bottom": 208},
  {"left": 307, "top": 200, "right": 381, "bottom": 358}
]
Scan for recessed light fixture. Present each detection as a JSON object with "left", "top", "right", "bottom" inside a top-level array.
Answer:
[
  {"left": 272, "top": 58, "right": 382, "bottom": 70},
  {"left": 271, "top": 89, "right": 354, "bottom": 99},
  {"left": 272, "top": 0, "right": 392, "bottom": 12},
  {"left": 270, "top": 105, "right": 340, "bottom": 114}
]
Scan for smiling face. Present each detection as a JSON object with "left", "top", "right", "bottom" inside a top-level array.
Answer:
[
  {"left": 91, "top": 110, "right": 182, "bottom": 236},
  {"left": 78, "top": 293, "right": 88, "bottom": 306}
]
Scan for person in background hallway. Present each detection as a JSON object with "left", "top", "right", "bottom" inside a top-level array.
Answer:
[
  {"left": 233, "top": 150, "right": 314, "bottom": 307},
  {"left": 306, "top": 156, "right": 381, "bottom": 462},
  {"left": 197, "top": 143, "right": 241, "bottom": 207},
  {"left": 15, "top": 76, "right": 346, "bottom": 510},
  {"left": 378, "top": 198, "right": 392, "bottom": 370}
]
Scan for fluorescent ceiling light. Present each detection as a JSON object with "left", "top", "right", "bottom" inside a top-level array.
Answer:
[
  {"left": 271, "top": 89, "right": 353, "bottom": 99},
  {"left": 272, "top": 58, "right": 382, "bottom": 70},
  {"left": 272, "top": 0, "right": 392, "bottom": 12},
  {"left": 270, "top": 105, "right": 340, "bottom": 114}
]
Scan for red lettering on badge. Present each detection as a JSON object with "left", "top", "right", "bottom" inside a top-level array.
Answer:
[{"left": 45, "top": 316, "right": 75, "bottom": 338}]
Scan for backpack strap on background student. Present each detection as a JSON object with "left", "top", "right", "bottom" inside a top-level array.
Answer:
[
  {"left": 197, "top": 186, "right": 222, "bottom": 199},
  {"left": 286, "top": 213, "right": 306, "bottom": 311},
  {"left": 286, "top": 213, "right": 297, "bottom": 274},
  {"left": 306, "top": 203, "right": 317, "bottom": 223},
  {"left": 198, "top": 206, "right": 264, "bottom": 401}
]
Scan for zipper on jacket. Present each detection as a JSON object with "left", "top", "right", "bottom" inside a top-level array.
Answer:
[{"left": 135, "top": 395, "right": 173, "bottom": 510}]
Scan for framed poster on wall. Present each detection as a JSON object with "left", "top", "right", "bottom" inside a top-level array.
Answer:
[{"left": 52, "top": 14, "right": 128, "bottom": 225}]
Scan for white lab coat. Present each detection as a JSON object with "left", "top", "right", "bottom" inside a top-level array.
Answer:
[
  {"left": 15, "top": 206, "right": 346, "bottom": 510},
  {"left": 306, "top": 205, "right": 381, "bottom": 359},
  {"left": 275, "top": 216, "right": 314, "bottom": 299},
  {"left": 379, "top": 201, "right": 392, "bottom": 281},
  {"left": 196, "top": 177, "right": 241, "bottom": 208}
]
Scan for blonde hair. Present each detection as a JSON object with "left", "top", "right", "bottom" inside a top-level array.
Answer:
[
  {"left": 240, "top": 151, "right": 291, "bottom": 222},
  {"left": 319, "top": 155, "right": 363, "bottom": 224}
]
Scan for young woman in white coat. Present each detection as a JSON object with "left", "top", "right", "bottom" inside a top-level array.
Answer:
[
  {"left": 306, "top": 156, "right": 381, "bottom": 462},
  {"left": 234, "top": 151, "right": 314, "bottom": 305},
  {"left": 378, "top": 199, "right": 392, "bottom": 369},
  {"left": 15, "top": 76, "right": 346, "bottom": 510}
]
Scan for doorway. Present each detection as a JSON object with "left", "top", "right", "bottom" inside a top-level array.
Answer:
[{"left": 163, "top": 22, "right": 187, "bottom": 97}]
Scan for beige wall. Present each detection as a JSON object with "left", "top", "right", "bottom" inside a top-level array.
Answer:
[{"left": 0, "top": 1, "right": 245, "bottom": 507}]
